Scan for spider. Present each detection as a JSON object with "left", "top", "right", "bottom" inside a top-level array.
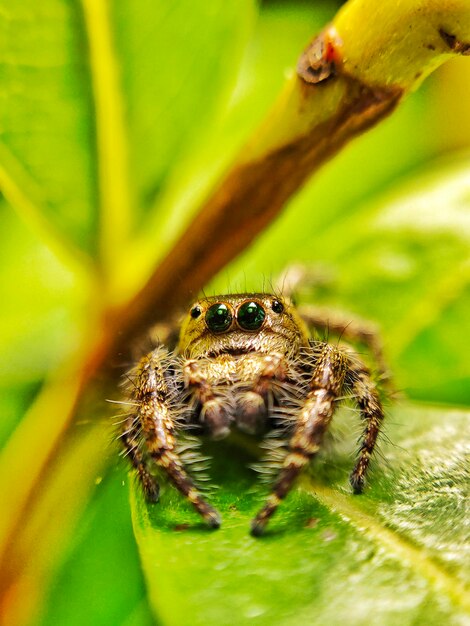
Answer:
[{"left": 120, "top": 293, "right": 386, "bottom": 536}]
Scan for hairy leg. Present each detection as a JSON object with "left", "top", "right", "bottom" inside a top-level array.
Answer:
[
  {"left": 275, "top": 266, "right": 391, "bottom": 386},
  {"left": 251, "top": 343, "right": 347, "bottom": 536},
  {"left": 345, "top": 355, "right": 385, "bottom": 493},
  {"left": 126, "top": 346, "right": 220, "bottom": 528},
  {"left": 298, "top": 304, "right": 391, "bottom": 387},
  {"left": 120, "top": 414, "right": 160, "bottom": 502}
]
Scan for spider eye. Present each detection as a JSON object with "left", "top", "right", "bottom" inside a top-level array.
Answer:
[
  {"left": 205, "top": 303, "right": 233, "bottom": 333},
  {"left": 237, "top": 301, "right": 266, "bottom": 331},
  {"left": 190, "top": 305, "right": 202, "bottom": 319},
  {"left": 271, "top": 299, "right": 284, "bottom": 314}
]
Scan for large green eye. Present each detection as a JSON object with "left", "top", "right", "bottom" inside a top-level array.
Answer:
[
  {"left": 205, "top": 303, "right": 233, "bottom": 333},
  {"left": 237, "top": 301, "right": 265, "bottom": 331}
]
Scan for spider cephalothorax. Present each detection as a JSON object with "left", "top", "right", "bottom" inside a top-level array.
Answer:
[{"left": 121, "top": 293, "right": 385, "bottom": 535}]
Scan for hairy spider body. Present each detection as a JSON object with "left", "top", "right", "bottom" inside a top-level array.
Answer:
[{"left": 121, "top": 293, "right": 385, "bottom": 536}]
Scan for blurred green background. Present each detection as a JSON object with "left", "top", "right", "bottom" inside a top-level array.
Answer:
[{"left": 0, "top": 1, "right": 469, "bottom": 625}]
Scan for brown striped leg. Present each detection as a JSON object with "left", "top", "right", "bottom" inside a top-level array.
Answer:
[
  {"left": 120, "top": 415, "right": 160, "bottom": 502},
  {"left": 128, "top": 348, "right": 220, "bottom": 528},
  {"left": 251, "top": 344, "right": 347, "bottom": 536},
  {"left": 298, "top": 304, "right": 391, "bottom": 389},
  {"left": 346, "top": 357, "right": 385, "bottom": 493}
]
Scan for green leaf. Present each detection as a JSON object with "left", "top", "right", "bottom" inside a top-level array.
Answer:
[
  {"left": 113, "top": 1, "right": 256, "bottom": 227},
  {"left": 131, "top": 403, "right": 470, "bottom": 625},
  {"left": 0, "top": 1, "right": 98, "bottom": 257},
  {"left": 0, "top": 0, "right": 256, "bottom": 272},
  {"left": 0, "top": 204, "right": 82, "bottom": 386},
  {"left": 314, "top": 156, "right": 470, "bottom": 404}
]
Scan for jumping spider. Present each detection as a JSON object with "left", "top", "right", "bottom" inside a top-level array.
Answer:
[{"left": 121, "top": 293, "right": 386, "bottom": 536}]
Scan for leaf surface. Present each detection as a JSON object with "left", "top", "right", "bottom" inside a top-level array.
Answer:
[
  {"left": 131, "top": 403, "right": 469, "bottom": 625},
  {"left": 0, "top": 1, "right": 97, "bottom": 256},
  {"left": 0, "top": 0, "right": 255, "bottom": 273}
]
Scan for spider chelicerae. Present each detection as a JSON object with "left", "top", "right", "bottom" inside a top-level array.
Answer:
[{"left": 120, "top": 292, "right": 387, "bottom": 536}]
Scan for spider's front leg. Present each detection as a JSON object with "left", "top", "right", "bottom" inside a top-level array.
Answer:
[
  {"left": 183, "top": 359, "right": 234, "bottom": 439},
  {"left": 123, "top": 346, "right": 220, "bottom": 528},
  {"left": 184, "top": 353, "right": 288, "bottom": 437},
  {"left": 251, "top": 343, "right": 347, "bottom": 536}
]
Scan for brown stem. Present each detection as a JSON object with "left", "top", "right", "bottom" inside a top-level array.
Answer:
[{"left": 100, "top": 69, "right": 402, "bottom": 373}]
